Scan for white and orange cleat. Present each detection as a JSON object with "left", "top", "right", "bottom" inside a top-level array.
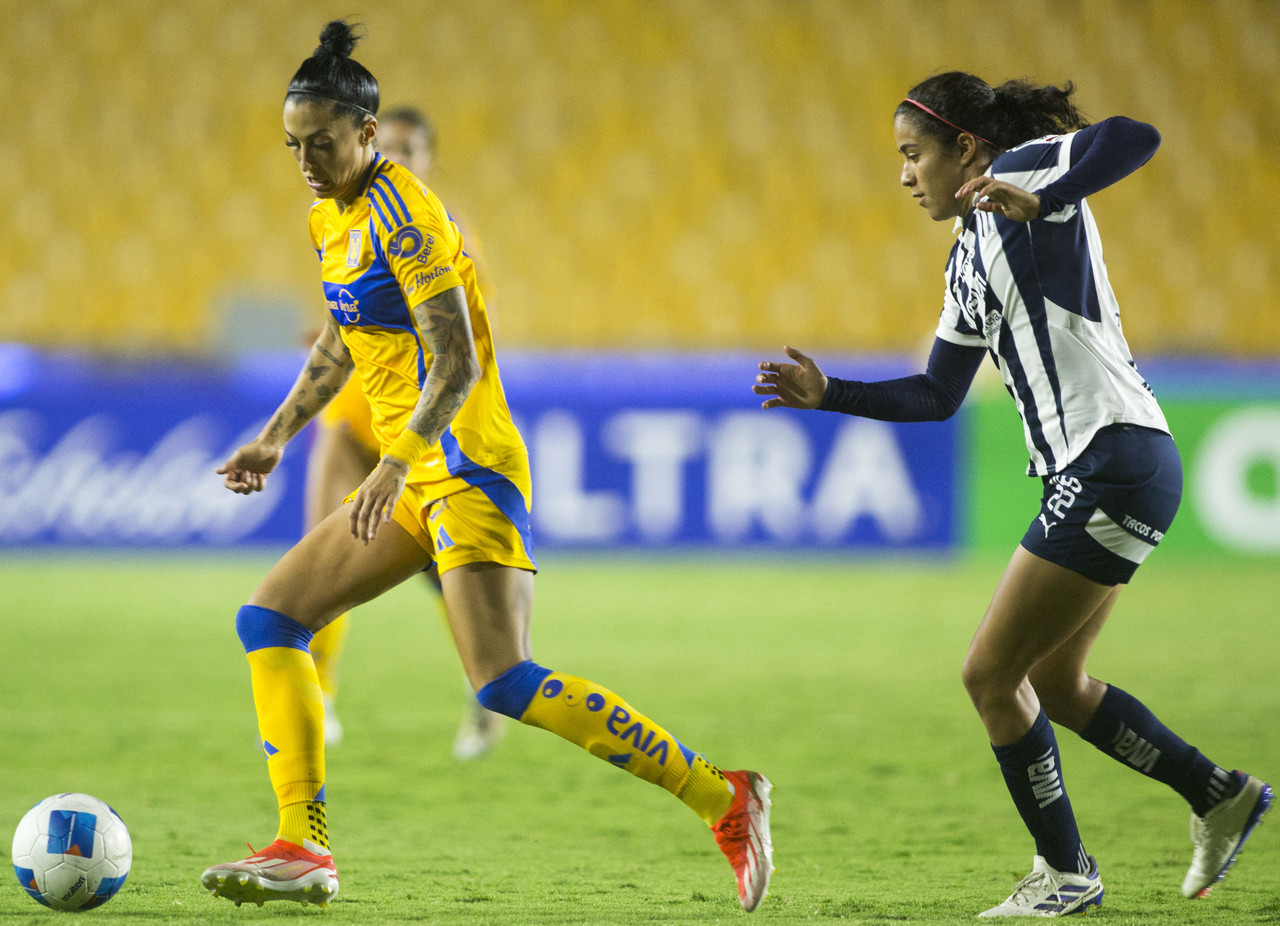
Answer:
[
  {"left": 200, "top": 839, "right": 338, "bottom": 907},
  {"left": 712, "top": 770, "right": 774, "bottom": 912}
]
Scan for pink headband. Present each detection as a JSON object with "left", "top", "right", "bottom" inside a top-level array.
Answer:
[{"left": 902, "top": 98, "right": 995, "bottom": 149}]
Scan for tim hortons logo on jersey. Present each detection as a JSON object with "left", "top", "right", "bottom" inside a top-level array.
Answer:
[{"left": 406, "top": 266, "right": 454, "bottom": 297}]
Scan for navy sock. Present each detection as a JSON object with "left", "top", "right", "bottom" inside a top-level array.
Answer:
[
  {"left": 992, "top": 710, "right": 1090, "bottom": 874},
  {"left": 1080, "top": 684, "right": 1233, "bottom": 817}
]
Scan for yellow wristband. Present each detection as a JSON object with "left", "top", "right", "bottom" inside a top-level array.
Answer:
[{"left": 384, "top": 428, "right": 433, "bottom": 469}]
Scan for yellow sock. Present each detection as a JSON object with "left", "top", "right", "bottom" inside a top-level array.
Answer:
[
  {"left": 278, "top": 800, "right": 329, "bottom": 851},
  {"left": 236, "top": 606, "right": 327, "bottom": 852},
  {"left": 516, "top": 670, "right": 733, "bottom": 825},
  {"left": 309, "top": 613, "right": 350, "bottom": 699}
]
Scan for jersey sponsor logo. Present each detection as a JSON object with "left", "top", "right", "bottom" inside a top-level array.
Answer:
[
  {"left": 388, "top": 225, "right": 432, "bottom": 261},
  {"left": 983, "top": 308, "right": 1002, "bottom": 341},
  {"left": 951, "top": 236, "right": 989, "bottom": 335},
  {"left": 326, "top": 288, "right": 360, "bottom": 324},
  {"left": 1121, "top": 514, "right": 1163, "bottom": 543},
  {"left": 407, "top": 266, "right": 454, "bottom": 296},
  {"left": 345, "top": 230, "right": 363, "bottom": 268}
]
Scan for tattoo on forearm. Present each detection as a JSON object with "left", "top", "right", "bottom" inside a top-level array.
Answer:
[
  {"left": 317, "top": 345, "right": 348, "bottom": 368},
  {"left": 262, "top": 331, "right": 353, "bottom": 446},
  {"left": 405, "top": 288, "right": 479, "bottom": 446}
]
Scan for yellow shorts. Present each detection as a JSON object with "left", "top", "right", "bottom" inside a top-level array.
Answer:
[
  {"left": 387, "top": 456, "right": 536, "bottom": 577},
  {"left": 321, "top": 378, "right": 380, "bottom": 456}
]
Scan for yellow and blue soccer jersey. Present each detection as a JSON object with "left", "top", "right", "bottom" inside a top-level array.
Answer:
[
  {"left": 307, "top": 153, "right": 529, "bottom": 540},
  {"left": 317, "top": 205, "right": 491, "bottom": 460}
]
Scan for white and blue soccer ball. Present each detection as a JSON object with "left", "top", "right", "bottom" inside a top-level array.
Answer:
[{"left": 11, "top": 793, "right": 132, "bottom": 911}]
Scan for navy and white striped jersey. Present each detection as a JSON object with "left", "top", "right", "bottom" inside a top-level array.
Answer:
[{"left": 936, "top": 131, "right": 1168, "bottom": 476}]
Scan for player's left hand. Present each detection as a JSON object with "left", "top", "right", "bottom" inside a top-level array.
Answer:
[
  {"left": 957, "top": 176, "right": 1041, "bottom": 221},
  {"left": 349, "top": 457, "right": 408, "bottom": 545}
]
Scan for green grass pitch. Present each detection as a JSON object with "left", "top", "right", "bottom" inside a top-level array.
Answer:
[{"left": 1, "top": 552, "right": 1277, "bottom": 924}]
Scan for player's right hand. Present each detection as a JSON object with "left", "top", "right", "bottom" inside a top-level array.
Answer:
[
  {"left": 753, "top": 346, "right": 828, "bottom": 410},
  {"left": 216, "top": 441, "right": 282, "bottom": 494},
  {"left": 348, "top": 457, "right": 408, "bottom": 545}
]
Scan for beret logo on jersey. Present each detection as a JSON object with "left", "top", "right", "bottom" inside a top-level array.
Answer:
[{"left": 388, "top": 225, "right": 431, "bottom": 262}]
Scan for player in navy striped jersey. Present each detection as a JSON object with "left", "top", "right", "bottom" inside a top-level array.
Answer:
[{"left": 755, "top": 71, "right": 1270, "bottom": 917}]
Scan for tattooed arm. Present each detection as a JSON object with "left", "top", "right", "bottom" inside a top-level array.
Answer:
[
  {"left": 348, "top": 285, "right": 481, "bottom": 543},
  {"left": 216, "top": 316, "right": 354, "bottom": 494}
]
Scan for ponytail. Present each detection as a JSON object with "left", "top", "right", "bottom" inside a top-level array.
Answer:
[{"left": 898, "top": 71, "right": 1089, "bottom": 153}]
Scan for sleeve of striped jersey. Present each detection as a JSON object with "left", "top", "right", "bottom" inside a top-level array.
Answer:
[
  {"left": 936, "top": 247, "right": 986, "bottom": 347},
  {"left": 1036, "top": 117, "right": 1161, "bottom": 216},
  {"left": 819, "top": 337, "right": 986, "bottom": 421},
  {"left": 370, "top": 175, "right": 465, "bottom": 309}
]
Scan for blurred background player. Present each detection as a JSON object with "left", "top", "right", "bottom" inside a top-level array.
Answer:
[
  {"left": 305, "top": 105, "right": 505, "bottom": 760},
  {"left": 202, "top": 20, "right": 773, "bottom": 912},
  {"left": 755, "top": 71, "right": 1271, "bottom": 917}
]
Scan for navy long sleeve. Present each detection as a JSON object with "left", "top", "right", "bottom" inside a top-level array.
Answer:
[
  {"left": 1036, "top": 116, "right": 1160, "bottom": 215},
  {"left": 819, "top": 337, "right": 986, "bottom": 421}
]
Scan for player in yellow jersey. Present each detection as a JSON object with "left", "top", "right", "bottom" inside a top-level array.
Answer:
[
  {"left": 305, "top": 104, "right": 505, "bottom": 760},
  {"left": 201, "top": 20, "right": 773, "bottom": 912}
]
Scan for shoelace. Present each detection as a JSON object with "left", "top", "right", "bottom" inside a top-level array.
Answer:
[{"left": 1005, "top": 870, "right": 1051, "bottom": 906}]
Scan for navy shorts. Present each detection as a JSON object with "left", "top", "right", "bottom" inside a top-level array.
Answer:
[{"left": 1020, "top": 424, "right": 1182, "bottom": 586}]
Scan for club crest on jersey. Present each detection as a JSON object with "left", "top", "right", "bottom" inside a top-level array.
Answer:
[
  {"left": 388, "top": 225, "right": 431, "bottom": 261},
  {"left": 346, "top": 230, "right": 363, "bottom": 268}
]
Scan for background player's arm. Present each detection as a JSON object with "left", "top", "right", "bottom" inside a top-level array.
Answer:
[
  {"left": 217, "top": 317, "right": 354, "bottom": 494},
  {"left": 347, "top": 285, "right": 480, "bottom": 543}
]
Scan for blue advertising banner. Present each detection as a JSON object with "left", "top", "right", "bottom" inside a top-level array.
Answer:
[{"left": 0, "top": 346, "right": 959, "bottom": 551}]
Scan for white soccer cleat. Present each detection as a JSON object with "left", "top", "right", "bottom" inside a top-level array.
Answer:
[
  {"left": 979, "top": 855, "right": 1103, "bottom": 917},
  {"left": 1182, "top": 773, "right": 1272, "bottom": 898},
  {"left": 200, "top": 839, "right": 338, "bottom": 907},
  {"left": 452, "top": 696, "right": 506, "bottom": 761},
  {"left": 712, "top": 770, "right": 774, "bottom": 912}
]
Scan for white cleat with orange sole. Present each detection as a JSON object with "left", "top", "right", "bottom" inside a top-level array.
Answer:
[{"left": 201, "top": 839, "right": 338, "bottom": 907}]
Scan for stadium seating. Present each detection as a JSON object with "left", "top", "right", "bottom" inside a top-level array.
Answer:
[{"left": 3, "top": 0, "right": 1275, "bottom": 355}]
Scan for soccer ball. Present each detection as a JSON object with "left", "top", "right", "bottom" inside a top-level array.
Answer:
[{"left": 11, "top": 793, "right": 132, "bottom": 911}]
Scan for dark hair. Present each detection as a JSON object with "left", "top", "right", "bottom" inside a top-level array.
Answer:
[
  {"left": 381, "top": 105, "right": 438, "bottom": 156},
  {"left": 897, "top": 71, "right": 1090, "bottom": 153},
  {"left": 286, "top": 20, "right": 379, "bottom": 126}
]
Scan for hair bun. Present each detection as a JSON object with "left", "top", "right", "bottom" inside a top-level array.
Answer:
[{"left": 315, "top": 19, "right": 360, "bottom": 59}]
